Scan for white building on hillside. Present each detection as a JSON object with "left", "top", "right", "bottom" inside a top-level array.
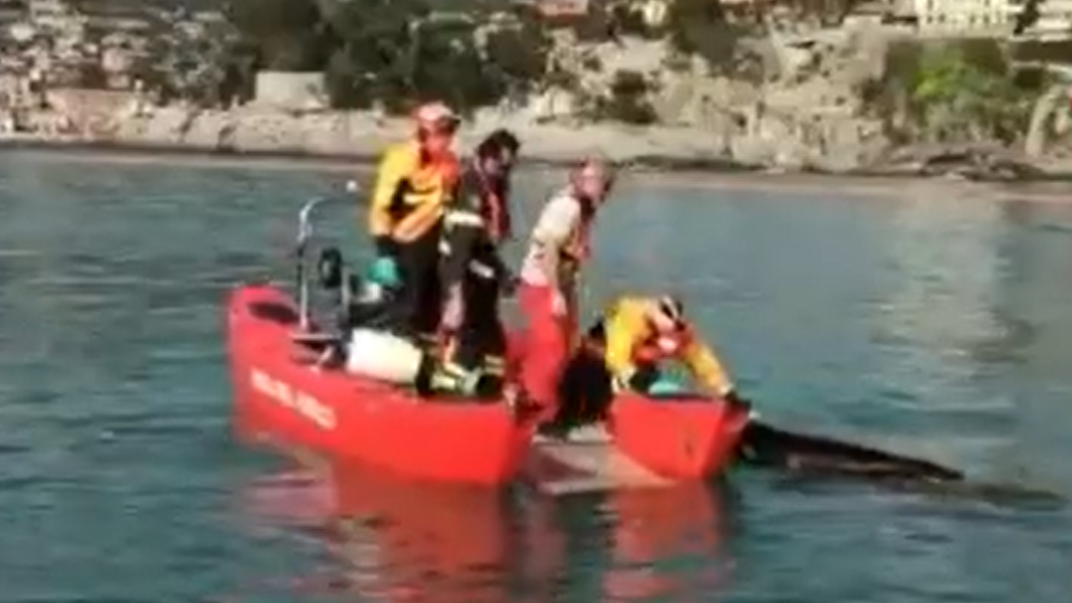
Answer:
[
  {"left": 1019, "top": 0, "right": 1072, "bottom": 40},
  {"left": 913, "top": 0, "right": 1020, "bottom": 34}
]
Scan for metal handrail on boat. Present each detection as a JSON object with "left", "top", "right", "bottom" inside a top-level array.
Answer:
[
  {"left": 294, "top": 182, "right": 363, "bottom": 333},
  {"left": 296, "top": 196, "right": 330, "bottom": 332}
]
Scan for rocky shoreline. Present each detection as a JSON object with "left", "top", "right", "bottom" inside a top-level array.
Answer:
[
  {"left": 4, "top": 108, "right": 1072, "bottom": 184},
  {"left": 5, "top": 19, "right": 1072, "bottom": 185},
  {"left": 9, "top": 130, "right": 1072, "bottom": 207}
]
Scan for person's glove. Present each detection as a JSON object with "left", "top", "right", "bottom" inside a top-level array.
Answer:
[
  {"left": 369, "top": 236, "right": 400, "bottom": 288},
  {"left": 368, "top": 256, "right": 400, "bottom": 288},
  {"left": 723, "top": 389, "right": 759, "bottom": 419},
  {"left": 646, "top": 377, "right": 689, "bottom": 397}
]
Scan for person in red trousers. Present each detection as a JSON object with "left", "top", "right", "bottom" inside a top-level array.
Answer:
[{"left": 517, "top": 156, "right": 615, "bottom": 419}]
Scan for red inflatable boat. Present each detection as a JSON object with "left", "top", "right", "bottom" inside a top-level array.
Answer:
[
  {"left": 226, "top": 197, "right": 749, "bottom": 487},
  {"left": 228, "top": 284, "right": 536, "bottom": 485}
]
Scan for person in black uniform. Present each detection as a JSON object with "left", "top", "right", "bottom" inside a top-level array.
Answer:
[{"left": 434, "top": 129, "right": 521, "bottom": 397}]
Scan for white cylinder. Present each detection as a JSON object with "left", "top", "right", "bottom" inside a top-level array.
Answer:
[{"left": 345, "top": 329, "right": 425, "bottom": 384}]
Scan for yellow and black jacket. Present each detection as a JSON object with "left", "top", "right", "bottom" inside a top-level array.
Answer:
[
  {"left": 368, "top": 141, "right": 461, "bottom": 247},
  {"left": 586, "top": 296, "right": 734, "bottom": 396}
]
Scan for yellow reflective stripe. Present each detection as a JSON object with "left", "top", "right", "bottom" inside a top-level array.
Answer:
[{"left": 392, "top": 203, "right": 445, "bottom": 242}]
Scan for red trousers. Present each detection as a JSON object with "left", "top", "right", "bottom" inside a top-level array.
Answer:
[{"left": 518, "top": 283, "right": 576, "bottom": 418}]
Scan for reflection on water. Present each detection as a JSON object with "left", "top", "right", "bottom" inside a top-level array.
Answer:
[
  {"left": 601, "top": 482, "right": 735, "bottom": 602},
  {"left": 239, "top": 455, "right": 737, "bottom": 603}
]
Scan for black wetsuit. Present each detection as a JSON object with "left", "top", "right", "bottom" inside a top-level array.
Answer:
[{"left": 438, "top": 164, "right": 511, "bottom": 378}]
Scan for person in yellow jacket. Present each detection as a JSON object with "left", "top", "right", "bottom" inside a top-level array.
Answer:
[
  {"left": 367, "top": 101, "right": 462, "bottom": 343},
  {"left": 545, "top": 295, "right": 748, "bottom": 433}
]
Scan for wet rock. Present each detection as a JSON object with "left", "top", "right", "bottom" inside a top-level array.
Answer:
[{"left": 870, "top": 142, "right": 1050, "bottom": 181}]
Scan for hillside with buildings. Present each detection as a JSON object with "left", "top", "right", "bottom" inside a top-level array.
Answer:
[{"left": 1, "top": 0, "right": 1071, "bottom": 175}]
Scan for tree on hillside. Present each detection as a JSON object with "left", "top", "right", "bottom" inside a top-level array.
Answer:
[
  {"left": 1013, "top": 0, "right": 1043, "bottom": 36},
  {"left": 666, "top": 0, "right": 727, "bottom": 55},
  {"left": 481, "top": 10, "right": 554, "bottom": 102},
  {"left": 227, "top": 0, "right": 332, "bottom": 71},
  {"left": 665, "top": 0, "right": 751, "bottom": 73},
  {"left": 322, "top": 0, "right": 547, "bottom": 114},
  {"left": 322, "top": 0, "right": 422, "bottom": 111}
]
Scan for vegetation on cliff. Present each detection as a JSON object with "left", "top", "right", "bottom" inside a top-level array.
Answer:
[
  {"left": 866, "top": 38, "right": 1053, "bottom": 146},
  {"left": 664, "top": 0, "right": 756, "bottom": 78},
  {"left": 218, "top": 0, "right": 765, "bottom": 122},
  {"left": 224, "top": 0, "right": 552, "bottom": 115},
  {"left": 133, "top": 13, "right": 256, "bottom": 107},
  {"left": 193, "top": 0, "right": 1056, "bottom": 147}
]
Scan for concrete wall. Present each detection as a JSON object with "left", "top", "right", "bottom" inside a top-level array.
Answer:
[{"left": 254, "top": 71, "right": 327, "bottom": 112}]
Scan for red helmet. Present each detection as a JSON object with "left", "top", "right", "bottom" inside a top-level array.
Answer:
[{"left": 413, "top": 101, "right": 460, "bottom": 134}]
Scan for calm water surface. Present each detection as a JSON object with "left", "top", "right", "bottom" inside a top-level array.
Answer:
[{"left": 1, "top": 152, "right": 1070, "bottom": 603}]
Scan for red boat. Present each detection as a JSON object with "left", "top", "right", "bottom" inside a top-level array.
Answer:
[
  {"left": 227, "top": 197, "right": 749, "bottom": 487},
  {"left": 228, "top": 284, "right": 535, "bottom": 485}
]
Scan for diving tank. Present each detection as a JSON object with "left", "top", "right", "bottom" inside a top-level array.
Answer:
[{"left": 345, "top": 329, "right": 425, "bottom": 384}]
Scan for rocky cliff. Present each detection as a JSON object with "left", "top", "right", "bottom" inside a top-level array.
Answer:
[{"left": 5, "top": 19, "right": 1072, "bottom": 179}]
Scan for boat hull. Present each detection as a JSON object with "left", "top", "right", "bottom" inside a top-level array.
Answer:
[
  {"left": 608, "top": 392, "right": 750, "bottom": 481},
  {"left": 227, "top": 284, "right": 533, "bottom": 486}
]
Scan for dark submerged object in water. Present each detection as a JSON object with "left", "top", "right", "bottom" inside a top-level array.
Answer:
[
  {"left": 736, "top": 421, "right": 964, "bottom": 482},
  {"left": 736, "top": 420, "right": 1066, "bottom": 505}
]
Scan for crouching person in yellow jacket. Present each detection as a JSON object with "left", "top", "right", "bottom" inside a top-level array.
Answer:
[{"left": 544, "top": 295, "right": 749, "bottom": 434}]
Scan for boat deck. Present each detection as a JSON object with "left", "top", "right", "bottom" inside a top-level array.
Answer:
[{"left": 524, "top": 424, "right": 672, "bottom": 495}]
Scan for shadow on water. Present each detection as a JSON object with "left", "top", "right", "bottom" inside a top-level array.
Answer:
[{"left": 237, "top": 448, "right": 743, "bottom": 603}]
